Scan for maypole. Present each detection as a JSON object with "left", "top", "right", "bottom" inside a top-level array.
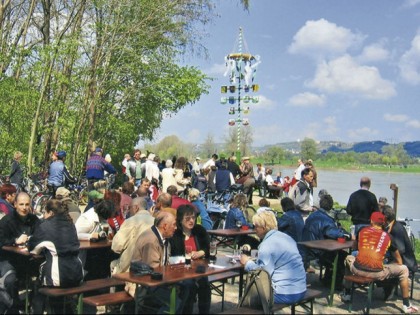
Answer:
[{"left": 221, "top": 27, "right": 261, "bottom": 161}]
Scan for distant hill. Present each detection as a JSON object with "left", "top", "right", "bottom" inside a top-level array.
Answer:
[{"left": 253, "top": 140, "right": 420, "bottom": 157}]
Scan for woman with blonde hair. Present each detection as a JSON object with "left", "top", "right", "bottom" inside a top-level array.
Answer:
[{"left": 240, "top": 211, "right": 307, "bottom": 304}]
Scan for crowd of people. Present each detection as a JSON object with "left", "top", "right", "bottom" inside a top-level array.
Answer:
[{"left": 0, "top": 149, "right": 418, "bottom": 314}]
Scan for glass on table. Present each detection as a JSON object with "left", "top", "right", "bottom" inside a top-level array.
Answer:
[
  {"left": 209, "top": 242, "right": 217, "bottom": 263},
  {"left": 235, "top": 220, "right": 242, "bottom": 230},
  {"left": 185, "top": 246, "right": 192, "bottom": 268}
]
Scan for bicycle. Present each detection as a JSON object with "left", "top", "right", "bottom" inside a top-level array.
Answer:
[{"left": 396, "top": 217, "right": 419, "bottom": 252}]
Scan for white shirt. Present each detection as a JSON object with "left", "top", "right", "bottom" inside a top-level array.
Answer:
[
  {"left": 75, "top": 207, "right": 102, "bottom": 240},
  {"left": 203, "top": 159, "right": 215, "bottom": 170}
]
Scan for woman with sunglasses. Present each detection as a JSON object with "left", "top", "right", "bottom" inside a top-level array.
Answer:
[{"left": 170, "top": 204, "right": 211, "bottom": 314}]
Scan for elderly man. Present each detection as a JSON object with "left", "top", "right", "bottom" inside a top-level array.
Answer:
[
  {"left": 130, "top": 212, "right": 188, "bottom": 313},
  {"left": 166, "top": 185, "right": 196, "bottom": 212},
  {"left": 341, "top": 212, "right": 417, "bottom": 313},
  {"left": 151, "top": 193, "right": 177, "bottom": 218},
  {"left": 111, "top": 197, "right": 154, "bottom": 274},
  {"left": 0, "top": 192, "right": 40, "bottom": 313}
]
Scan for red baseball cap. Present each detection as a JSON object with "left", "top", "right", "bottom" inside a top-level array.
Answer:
[{"left": 371, "top": 211, "right": 385, "bottom": 224}]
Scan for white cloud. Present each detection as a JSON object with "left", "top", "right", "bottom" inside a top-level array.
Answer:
[
  {"left": 399, "top": 33, "right": 420, "bottom": 85},
  {"left": 288, "top": 18, "right": 365, "bottom": 58},
  {"left": 308, "top": 55, "right": 396, "bottom": 99},
  {"left": 403, "top": 0, "right": 420, "bottom": 7},
  {"left": 287, "top": 92, "right": 326, "bottom": 107},
  {"left": 324, "top": 116, "right": 338, "bottom": 135},
  {"left": 384, "top": 113, "right": 409, "bottom": 122},
  {"left": 347, "top": 127, "right": 379, "bottom": 140},
  {"left": 406, "top": 119, "right": 420, "bottom": 128},
  {"left": 357, "top": 41, "right": 390, "bottom": 63}
]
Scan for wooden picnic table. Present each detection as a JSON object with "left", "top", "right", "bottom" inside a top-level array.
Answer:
[{"left": 207, "top": 228, "right": 256, "bottom": 249}]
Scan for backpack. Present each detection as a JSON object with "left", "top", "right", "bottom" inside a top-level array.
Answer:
[
  {"left": 238, "top": 268, "right": 273, "bottom": 314},
  {"left": 288, "top": 182, "right": 299, "bottom": 199}
]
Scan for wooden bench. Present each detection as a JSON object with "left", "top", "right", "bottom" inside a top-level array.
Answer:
[
  {"left": 209, "top": 271, "right": 240, "bottom": 311},
  {"left": 218, "top": 288, "right": 323, "bottom": 314},
  {"left": 38, "top": 277, "right": 125, "bottom": 314},
  {"left": 82, "top": 290, "right": 133, "bottom": 312},
  {"left": 343, "top": 274, "right": 375, "bottom": 314}
]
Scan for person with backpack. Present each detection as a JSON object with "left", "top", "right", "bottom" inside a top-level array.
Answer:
[{"left": 291, "top": 168, "right": 314, "bottom": 218}]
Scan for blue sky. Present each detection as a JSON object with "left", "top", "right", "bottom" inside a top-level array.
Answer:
[{"left": 145, "top": 0, "right": 420, "bottom": 147}]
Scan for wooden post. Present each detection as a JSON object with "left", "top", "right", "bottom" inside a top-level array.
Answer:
[{"left": 390, "top": 183, "right": 399, "bottom": 217}]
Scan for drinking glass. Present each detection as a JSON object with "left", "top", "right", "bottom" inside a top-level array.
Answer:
[
  {"left": 185, "top": 246, "right": 192, "bottom": 268},
  {"left": 235, "top": 220, "right": 242, "bottom": 229},
  {"left": 123, "top": 204, "right": 129, "bottom": 218},
  {"left": 209, "top": 242, "right": 217, "bottom": 263}
]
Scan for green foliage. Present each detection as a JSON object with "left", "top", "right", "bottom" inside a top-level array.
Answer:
[{"left": 300, "top": 137, "right": 317, "bottom": 161}]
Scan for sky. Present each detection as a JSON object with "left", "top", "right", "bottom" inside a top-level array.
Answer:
[{"left": 143, "top": 0, "right": 420, "bottom": 147}]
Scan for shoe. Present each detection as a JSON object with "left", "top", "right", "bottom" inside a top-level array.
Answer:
[
  {"left": 403, "top": 304, "right": 418, "bottom": 314},
  {"left": 340, "top": 292, "right": 351, "bottom": 303}
]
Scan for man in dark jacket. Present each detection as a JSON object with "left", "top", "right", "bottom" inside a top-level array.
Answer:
[
  {"left": 0, "top": 192, "right": 40, "bottom": 313},
  {"left": 301, "top": 194, "right": 350, "bottom": 289},
  {"left": 277, "top": 197, "right": 304, "bottom": 243},
  {"left": 214, "top": 161, "right": 235, "bottom": 193},
  {"left": 86, "top": 147, "right": 116, "bottom": 189},
  {"left": 346, "top": 176, "right": 378, "bottom": 235}
]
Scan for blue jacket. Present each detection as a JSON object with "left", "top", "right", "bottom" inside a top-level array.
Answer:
[
  {"left": 277, "top": 209, "right": 304, "bottom": 243},
  {"left": 225, "top": 207, "right": 251, "bottom": 229},
  {"left": 192, "top": 200, "right": 213, "bottom": 231},
  {"left": 301, "top": 208, "right": 345, "bottom": 260},
  {"left": 86, "top": 154, "right": 116, "bottom": 180},
  {"left": 245, "top": 230, "right": 307, "bottom": 296},
  {"left": 215, "top": 169, "right": 231, "bottom": 193},
  {"left": 48, "top": 161, "right": 76, "bottom": 187}
]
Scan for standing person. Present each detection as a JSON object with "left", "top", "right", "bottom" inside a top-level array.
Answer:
[
  {"left": 0, "top": 184, "right": 17, "bottom": 217},
  {"left": 341, "top": 212, "right": 418, "bottom": 313},
  {"left": 240, "top": 211, "right": 307, "bottom": 304},
  {"left": 293, "top": 158, "right": 305, "bottom": 181},
  {"left": 145, "top": 153, "right": 160, "bottom": 184},
  {"left": 292, "top": 168, "right": 314, "bottom": 217},
  {"left": 214, "top": 160, "right": 235, "bottom": 193},
  {"left": 378, "top": 196, "right": 388, "bottom": 213},
  {"left": 161, "top": 160, "right": 177, "bottom": 194},
  {"left": 47, "top": 151, "right": 77, "bottom": 196},
  {"left": 203, "top": 154, "right": 218, "bottom": 174},
  {"left": 129, "top": 150, "right": 143, "bottom": 187},
  {"left": 9, "top": 151, "right": 24, "bottom": 191},
  {"left": 192, "top": 157, "right": 201, "bottom": 176},
  {"left": 238, "top": 157, "right": 255, "bottom": 204},
  {"left": 304, "top": 160, "right": 317, "bottom": 189},
  {"left": 0, "top": 192, "right": 40, "bottom": 313},
  {"left": 86, "top": 147, "right": 116, "bottom": 189},
  {"left": 346, "top": 176, "right": 378, "bottom": 235},
  {"left": 188, "top": 188, "right": 213, "bottom": 231},
  {"left": 130, "top": 212, "right": 188, "bottom": 314},
  {"left": 255, "top": 163, "right": 266, "bottom": 197},
  {"left": 227, "top": 155, "right": 241, "bottom": 179},
  {"left": 121, "top": 153, "right": 132, "bottom": 183},
  {"left": 170, "top": 205, "right": 211, "bottom": 314},
  {"left": 120, "top": 181, "right": 134, "bottom": 219},
  {"left": 173, "top": 157, "right": 191, "bottom": 193},
  {"left": 28, "top": 199, "right": 84, "bottom": 314}
]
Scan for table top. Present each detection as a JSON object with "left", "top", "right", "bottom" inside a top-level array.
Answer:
[
  {"left": 113, "top": 256, "right": 243, "bottom": 288},
  {"left": 298, "top": 239, "right": 355, "bottom": 251},
  {"left": 79, "top": 239, "right": 112, "bottom": 250},
  {"left": 2, "top": 245, "right": 32, "bottom": 256},
  {"left": 207, "top": 228, "right": 256, "bottom": 237}
]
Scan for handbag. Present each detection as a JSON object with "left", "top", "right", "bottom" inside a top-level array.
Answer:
[{"left": 130, "top": 260, "right": 154, "bottom": 276}]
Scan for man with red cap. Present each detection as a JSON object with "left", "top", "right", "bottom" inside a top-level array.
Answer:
[{"left": 341, "top": 211, "right": 417, "bottom": 313}]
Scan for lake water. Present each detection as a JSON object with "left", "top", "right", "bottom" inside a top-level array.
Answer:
[{"left": 276, "top": 167, "right": 420, "bottom": 236}]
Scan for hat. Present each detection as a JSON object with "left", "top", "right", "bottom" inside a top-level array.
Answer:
[
  {"left": 241, "top": 156, "right": 250, "bottom": 161},
  {"left": 56, "top": 187, "right": 70, "bottom": 197},
  {"left": 95, "top": 147, "right": 103, "bottom": 153},
  {"left": 88, "top": 190, "right": 104, "bottom": 200},
  {"left": 195, "top": 157, "right": 201, "bottom": 160},
  {"left": 56, "top": 150, "right": 67, "bottom": 159},
  {"left": 371, "top": 211, "right": 385, "bottom": 224},
  {"left": 140, "top": 153, "right": 146, "bottom": 158}
]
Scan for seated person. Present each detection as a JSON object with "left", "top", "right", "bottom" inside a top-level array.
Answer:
[
  {"left": 301, "top": 194, "right": 350, "bottom": 289},
  {"left": 55, "top": 187, "right": 81, "bottom": 223},
  {"left": 0, "top": 184, "right": 17, "bottom": 217},
  {"left": 0, "top": 192, "right": 40, "bottom": 313},
  {"left": 256, "top": 198, "right": 272, "bottom": 214},
  {"left": 188, "top": 188, "right": 213, "bottom": 231},
  {"left": 170, "top": 205, "right": 211, "bottom": 314},
  {"left": 225, "top": 193, "right": 259, "bottom": 249},
  {"left": 167, "top": 185, "right": 196, "bottom": 212},
  {"left": 342, "top": 212, "right": 418, "bottom": 314},
  {"left": 265, "top": 168, "right": 282, "bottom": 198},
  {"left": 240, "top": 211, "right": 307, "bottom": 304},
  {"left": 75, "top": 200, "right": 115, "bottom": 240},
  {"left": 383, "top": 205, "right": 418, "bottom": 299},
  {"left": 130, "top": 212, "right": 188, "bottom": 313},
  {"left": 192, "top": 169, "right": 207, "bottom": 193},
  {"left": 277, "top": 197, "right": 304, "bottom": 243},
  {"left": 28, "top": 199, "right": 84, "bottom": 314}
]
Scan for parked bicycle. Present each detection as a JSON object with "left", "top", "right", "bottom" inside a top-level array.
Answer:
[{"left": 397, "top": 217, "right": 419, "bottom": 251}]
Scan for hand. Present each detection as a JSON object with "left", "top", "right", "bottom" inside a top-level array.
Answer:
[
  {"left": 240, "top": 254, "right": 251, "bottom": 265},
  {"left": 191, "top": 250, "right": 204, "bottom": 260},
  {"left": 15, "top": 234, "right": 28, "bottom": 245}
]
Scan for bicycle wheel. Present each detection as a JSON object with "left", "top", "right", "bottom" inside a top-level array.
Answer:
[
  {"left": 409, "top": 232, "right": 416, "bottom": 252},
  {"left": 33, "top": 194, "right": 51, "bottom": 217},
  {"left": 244, "top": 206, "right": 256, "bottom": 223}
]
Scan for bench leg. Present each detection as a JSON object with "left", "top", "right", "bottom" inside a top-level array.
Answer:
[
  {"left": 221, "top": 282, "right": 225, "bottom": 312},
  {"left": 348, "top": 282, "right": 355, "bottom": 313},
  {"left": 77, "top": 293, "right": 84, "bottom": 315},
  {"left": 365, "top": 282, "right": 373, "bottom": 314}
]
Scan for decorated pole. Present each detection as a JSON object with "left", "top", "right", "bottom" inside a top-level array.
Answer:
[{"left": 221, "top": 27, "right": 260, "bottom": 161}]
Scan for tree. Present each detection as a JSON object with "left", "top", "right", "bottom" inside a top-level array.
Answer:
[
  {"left": 264, "top": 146, "right": 285, "bottom": 165},
  {"left": 300, "top": 138, "right": 317, "bottom": 161},
  {"left": 223, "top": 126, "right": 253, "bottom": 157},
  {"left": 202, "top": 133, "right": 216, "bottom": 159}
]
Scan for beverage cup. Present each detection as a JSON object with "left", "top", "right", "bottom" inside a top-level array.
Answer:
[
  {"left": 102, "top": 225, "right": 109, "bottom": 237},
  {"left": 209, "top": 242, "right": 217, "bottom": 263},
  {"left": 185, "top": 246, "right": 192, "bottom": 268}
]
